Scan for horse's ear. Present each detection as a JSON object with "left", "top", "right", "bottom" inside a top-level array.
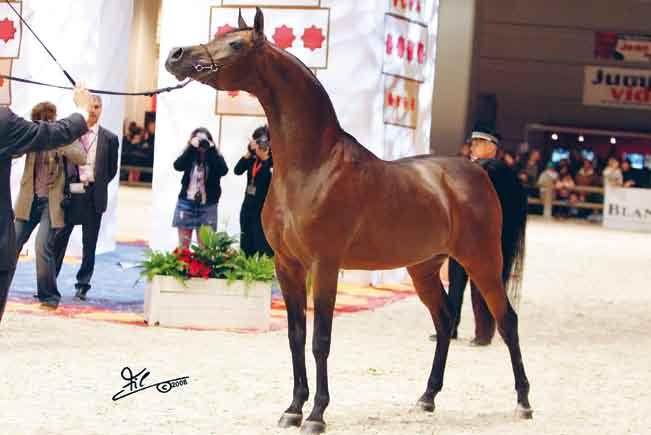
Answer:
[
  {"left": 254, "top": 7, "right": 264, "bottom": 37},
  {"left": 238, "top": 9, "right": 248, "bottom": 29}
]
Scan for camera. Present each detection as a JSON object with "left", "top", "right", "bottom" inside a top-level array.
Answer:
[{"left": 198, "top": 138, "right": 211, "bottom": 149}]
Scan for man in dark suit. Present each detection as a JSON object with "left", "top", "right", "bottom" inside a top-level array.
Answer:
[
  {"left": 0, "top": 86, "right": 92, "bottom": 322},
  {"left": 55, "top": 95, "right": 120, "bottom": 301}
]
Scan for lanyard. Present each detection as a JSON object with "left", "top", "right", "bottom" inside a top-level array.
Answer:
[{"left": 251, "top": 160, "right": 263, "bottom": 182}]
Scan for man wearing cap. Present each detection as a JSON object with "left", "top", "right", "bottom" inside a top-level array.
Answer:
[{"left": 435, "top": 127, "right": 515, "bottom": 346}]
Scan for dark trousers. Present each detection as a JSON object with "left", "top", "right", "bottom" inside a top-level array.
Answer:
[
  {"left": 55, "top": 209, "right": 103, "bottom": 295},
  {"left": 0, "top": 268, "right": 14, "bottom": 323},
  {"left": 447, "top": 258, "right": 495, "bottom": 342},
  {"left": 14, "top": 197, "right": 61, "bottom": 303},
  {"left": 240, "top": 207, "right": 274, "bottom": 258}
]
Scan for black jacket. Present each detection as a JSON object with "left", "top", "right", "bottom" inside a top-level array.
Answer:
[
  {"left": 234, "top": 156, "right": 273, "bottom": 213},
  {"left": 174, "top": 146, "right": 229, "bottom": 205},
  {"left": 90, "top": 126, "right": 120, "bottom": 214},
  {"left": 0, "top": 108, "right": 88, "bottom": 271}
]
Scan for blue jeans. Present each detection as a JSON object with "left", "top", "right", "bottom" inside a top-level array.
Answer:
[{"left": 14, "top": 197, "right": 61, "bottom": 304}]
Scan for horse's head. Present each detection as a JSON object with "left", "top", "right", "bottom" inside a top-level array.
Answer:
[{"left": 165, "top": 7, "right": 265, "bottom": 91}]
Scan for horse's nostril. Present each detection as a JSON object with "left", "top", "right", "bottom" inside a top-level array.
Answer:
[{"left": 171, "top": 48, "right": 184, "bottom": 61}]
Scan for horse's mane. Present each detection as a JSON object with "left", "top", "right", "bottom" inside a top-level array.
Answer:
[{"left": 263, "top": 39, "right": 340, "bottom": 127}]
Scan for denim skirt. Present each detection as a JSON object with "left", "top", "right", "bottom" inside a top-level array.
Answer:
[{"left": 172, "top": 198, "right": 218, "bottom": 230}]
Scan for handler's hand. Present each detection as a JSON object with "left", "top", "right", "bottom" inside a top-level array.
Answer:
[{"left": 73, "top": 82, "right": 91, "bottom": 110}]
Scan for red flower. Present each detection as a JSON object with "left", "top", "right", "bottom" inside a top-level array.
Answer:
[
  {"left": 173, "top": 248, "right": 193, "bottom": 265},
  {"left": 189, "top": 260, "right": 211, "bottom": 279}
]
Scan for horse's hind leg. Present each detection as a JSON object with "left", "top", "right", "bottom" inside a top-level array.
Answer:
[
  {"left": 407, "top": 255, "right": 453, "bottom": 412},
  {"left": 466, "top": 262, "right": 533, "bottom": 419}
]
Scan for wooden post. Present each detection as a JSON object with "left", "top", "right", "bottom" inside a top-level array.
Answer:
[{"left": 542, "top": 187, "right": 553, "bottom": 219}]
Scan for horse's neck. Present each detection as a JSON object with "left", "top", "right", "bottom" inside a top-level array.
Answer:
[{"left": 249, "top": 43, "right": 342, "bottom": 175}]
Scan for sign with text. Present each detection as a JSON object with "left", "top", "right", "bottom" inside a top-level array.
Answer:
[
  {"left": 603, "top": 186, "right": 651, "bottom": 232},
  {"left": 583, "top": 65, "right": 651, "bottom": 110},
  {"left": 595, "top": 32, "right": 651, "bottom": 63}
]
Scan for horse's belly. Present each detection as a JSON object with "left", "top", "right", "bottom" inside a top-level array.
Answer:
[{"left": 340, "top": 215, "right": 449, "bottom": 270}]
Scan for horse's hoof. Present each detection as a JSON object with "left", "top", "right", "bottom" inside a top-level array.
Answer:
[
  {"left": 515, "top": 404, "right": 533, "bottom": 420},
  {"left": 278, "top": 412, "right": 303, "bottom": 428},
  {"left": 300, "top": 420, "right": 327, "bottom": 434},
  {"left": 417, "top": 399, "right": 435, "bottom": 413}
]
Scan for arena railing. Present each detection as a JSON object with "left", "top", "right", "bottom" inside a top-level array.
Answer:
[{"left": 526, "top": 185, "right": 604, "bottom": 219}]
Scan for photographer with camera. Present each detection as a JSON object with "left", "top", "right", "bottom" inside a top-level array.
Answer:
[
  {"left": 234, "top": 125, "right": 274, "bottom": 258},
  {"left": 172, "top": 127, "right": 229, "bottom": 248}
]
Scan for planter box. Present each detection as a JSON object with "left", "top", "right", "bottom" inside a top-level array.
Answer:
[{"left": 144, "top": 276, "right": 271, "bottom": 331}]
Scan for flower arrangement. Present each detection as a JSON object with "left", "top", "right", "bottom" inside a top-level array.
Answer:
[{"left": 140, "top": 226, "right": 275, "bottom": 285}]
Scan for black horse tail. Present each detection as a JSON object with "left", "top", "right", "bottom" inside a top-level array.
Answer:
[{"left": 479, "top": 159, "right": 528, "bottom": 309}]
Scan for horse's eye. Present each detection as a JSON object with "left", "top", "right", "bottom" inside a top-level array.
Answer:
[{"left": 230, "top": 41, "right": 243, "bottom": 50}]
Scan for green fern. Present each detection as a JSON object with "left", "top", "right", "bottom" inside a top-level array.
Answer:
[
  {"left": 139, "top": 250, "right": 188, "bottom": 283},
  {"left": 223, "top": 252, "right": 275, "bottom": 285}
]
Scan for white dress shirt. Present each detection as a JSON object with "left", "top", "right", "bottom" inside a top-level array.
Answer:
[{"left": 78, "top": 123, "right": 99, "bottom": 184}]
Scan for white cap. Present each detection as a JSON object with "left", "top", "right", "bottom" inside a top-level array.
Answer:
[{"left": 471, "top": 131, "right": 499, "bottom": 145}]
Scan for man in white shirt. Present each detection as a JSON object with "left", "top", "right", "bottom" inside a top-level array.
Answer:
[{"left": 54, "top": 95, "right": 120, "bottom": 301}]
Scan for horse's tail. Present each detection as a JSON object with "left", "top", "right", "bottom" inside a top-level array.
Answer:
[{"left": 480, "top": 160, "right": 528, "bottom": 309}]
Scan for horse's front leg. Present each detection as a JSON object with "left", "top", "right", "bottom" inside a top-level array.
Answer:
[
  {"left": 276, "top": 256, "right": 309, "bottom": 428},
  {"left": 301, "top": 260, "right": 339, "bottom": 435}
]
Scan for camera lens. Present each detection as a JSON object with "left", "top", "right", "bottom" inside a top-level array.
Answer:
[{"left": 199, "top": 139, "right": 210, "bottom": 149}]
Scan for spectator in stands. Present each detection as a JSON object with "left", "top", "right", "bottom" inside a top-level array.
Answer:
[
  {"left": 575, "top": 159, "right": 597, "bottom": 187},
  {"left": 569, "top": 149, "right": 584, "bottom": 176},
  {"left": 621, "top": 158, "right": 643, "bottom": 188},
  {"left": 503, "top": 151, "right": 517, "bottom": 170},
  {"left": 555, "top": 170, "right": 578, "bottom": 218},
  {"left": 537, "top": 162, "right": 558, "bottom": 190},
  {"left": 172, "top": 128, "right": 229, "bottom": 248},
  {"left": 602, "top": 156, "right": 623, "bottom": 187},
  {"left": 519, "top": 149, "right": 542, "bottom": 185},
  {"left": 145, "top": 120, "right": 156, "bottom": 150},
  {"left": 122, "top": 127, "right": 147, "bottom": 182}
]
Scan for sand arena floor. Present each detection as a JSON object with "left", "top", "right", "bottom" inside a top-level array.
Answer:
[{"left": 1, "top": 218, "right": 650, "bottom": 435}]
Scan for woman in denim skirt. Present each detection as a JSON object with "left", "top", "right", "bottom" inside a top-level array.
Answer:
[{"left": 172, "top": 128, "right": 228, "bottom": 247}]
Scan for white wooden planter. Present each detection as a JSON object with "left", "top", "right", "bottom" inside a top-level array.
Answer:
[{"left": 144, "top": 276, "right": 271, "bottom": 331}]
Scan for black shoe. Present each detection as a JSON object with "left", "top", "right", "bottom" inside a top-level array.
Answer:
[
  {"left": 40, "top": 299, "right": 59, "bottom": 310},
  {"left": 74, "top": 288, "right": 88, "bottom": 301},
  {"left": 470, "top": 337, "right": 491, "bottom": 346}
]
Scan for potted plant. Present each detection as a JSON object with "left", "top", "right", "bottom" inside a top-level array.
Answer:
[{"left": 141, "top": 226, "right": 275, "bottom": 330}]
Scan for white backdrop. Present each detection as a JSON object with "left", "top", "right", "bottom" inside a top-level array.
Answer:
[
  {"left": 153, "top": 0, "right": 439, "bottom": 284},
  {"left": 8, "top": 0, "right": 133, "bottom": 256}
]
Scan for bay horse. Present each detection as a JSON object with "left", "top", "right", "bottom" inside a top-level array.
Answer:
[{"left": 165, "top": 8, "right": 532, "bottom": 433}]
